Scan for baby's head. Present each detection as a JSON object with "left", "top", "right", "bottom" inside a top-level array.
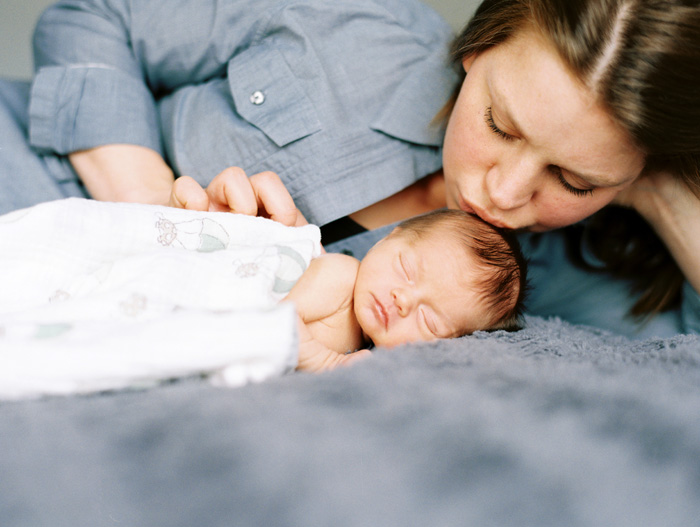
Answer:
[{"left": 353, "top": 209, "right": 527, "bottom": 348}]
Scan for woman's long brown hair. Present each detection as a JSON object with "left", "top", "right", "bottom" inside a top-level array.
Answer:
[{"left": 448, "top": 0, "right": 700, "bottom": 320}]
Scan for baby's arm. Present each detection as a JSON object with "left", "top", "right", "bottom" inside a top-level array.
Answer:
[
  {"left": 294, "top": 319, "right": 371, "bottom": 372},
  {"left": 283, "top": 253, "right": 371, "bottom": 372}
]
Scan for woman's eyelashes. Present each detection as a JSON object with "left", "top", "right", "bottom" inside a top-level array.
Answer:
[
  {"left": 549, "top": 166, "right": 594, "bottom": 197},
  {"left": 485, "top": 106, "right": 515, "bottom": 142},
  {"left": 486, "top": 106, "right": 595, "bottom": 198}
]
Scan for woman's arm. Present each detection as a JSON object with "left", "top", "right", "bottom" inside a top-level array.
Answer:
[
  {"left": 30, "top": 0, "right": 455, "bottom": 224},
  {"left": 30, "top": 0, "right": 275, "bottom": 202},
  {"left": 68, "top": 145, "right": 174, "bottom": 205}
]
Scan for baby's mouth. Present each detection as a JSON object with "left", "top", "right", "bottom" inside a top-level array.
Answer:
[{"left": 372, "top": 294, "right": 388, "bottom": 329}]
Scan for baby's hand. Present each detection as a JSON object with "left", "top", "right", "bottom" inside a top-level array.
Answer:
[
  {"left": 296, "top": 344, "right": 372, "bottom": 372},
  {"left": 294, "top": 314, "right": 371, "bottom": 372}
]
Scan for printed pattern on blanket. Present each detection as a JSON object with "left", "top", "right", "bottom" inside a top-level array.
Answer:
[{"left": 0, "top": 198, "right": 322, "bottom": 399}]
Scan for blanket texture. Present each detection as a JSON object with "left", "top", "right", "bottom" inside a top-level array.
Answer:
[
  {"left": 0, "top": 199, "right": 321, "bottom": 398},
  {"left": 1, "top": 316, "right": 698, "bottom": 526}
]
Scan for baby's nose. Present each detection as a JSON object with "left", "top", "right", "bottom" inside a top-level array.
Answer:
[{"left": 391, "top": 288, "right": 415, "bottom": 317}]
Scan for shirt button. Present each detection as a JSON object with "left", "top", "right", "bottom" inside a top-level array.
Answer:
[{"left": 250, "top": 90, "right": 265, "bottom": 105}]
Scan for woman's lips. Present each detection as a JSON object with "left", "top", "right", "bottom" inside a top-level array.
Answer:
[
  {"left": 457, "top": 197, "right": 476, "bottom": 215},
  {"left": 458, "top": 196, "right": 511, "bottom": 229},
  {"left": 372, "top": 294, "right": 388, "bottom": 329}
]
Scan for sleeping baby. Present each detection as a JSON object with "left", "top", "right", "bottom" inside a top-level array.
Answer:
[
  {"left": 0, "top": 201, "right": 525, "bottom": 398},
  {"left": 285, "top": 209, "right": 527, "bottom": 372}
]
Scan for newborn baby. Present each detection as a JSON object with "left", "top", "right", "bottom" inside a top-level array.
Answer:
[{"left": 285, "top": 209, "right": 527, "bottom": 372}]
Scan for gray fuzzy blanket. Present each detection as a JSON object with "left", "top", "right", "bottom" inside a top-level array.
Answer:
[{"left": 1, "top": 316, "right": 699, "bottom": 527}]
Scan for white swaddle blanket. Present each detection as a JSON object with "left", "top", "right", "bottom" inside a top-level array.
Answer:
[{"left": 0, "top": 198, "right": 322, "bottom": 399}]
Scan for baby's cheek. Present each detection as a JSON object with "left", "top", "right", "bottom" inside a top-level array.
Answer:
[{"left": 389, "top": 324, "right": 423, "bottom": 347}]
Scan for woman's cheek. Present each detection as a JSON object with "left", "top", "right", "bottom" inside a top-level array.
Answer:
[
  {"left": 444, "top": 121, "right": 491, "bottom": 191},
  {"left": 537, "top": 191, "right": 618, "bottom": 230}
]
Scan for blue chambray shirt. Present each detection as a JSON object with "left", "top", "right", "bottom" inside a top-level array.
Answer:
[{"left": 29, "top": 0, "right": 459, "bottom": 226}]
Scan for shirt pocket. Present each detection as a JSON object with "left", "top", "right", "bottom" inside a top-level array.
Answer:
[{"left": 227, "top": 45, "right": 322, "bottom": 148}]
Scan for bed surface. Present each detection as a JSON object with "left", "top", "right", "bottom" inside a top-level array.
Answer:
[
  {"left": 2, "top": 2, "right": 698, "bottom": 524},
  {"left": 2, "top": 316, "right": 699, "bottom": 527}
]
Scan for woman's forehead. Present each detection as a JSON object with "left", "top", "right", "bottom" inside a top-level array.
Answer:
[{"left": 481, "top": 28, "right": 645, "bottom": 186}]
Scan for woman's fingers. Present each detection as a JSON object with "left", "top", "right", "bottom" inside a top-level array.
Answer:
[
  {"left": 169, "top": 176, "right": 209, "bottom": 210},
  {"left": 206, "top": 167, "right": 257, "bottom": 215},
  {"left": 172, "top": 167, "right": 309, "bottom": 232},
  {"left": 205, "top": 167, "right": 307, "bottom": 226},
  {"left": 248, "top": 171, "right": 304, "bottom": 226}
]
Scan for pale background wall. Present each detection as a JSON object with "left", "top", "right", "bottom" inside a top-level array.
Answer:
[{"left": 0, "top": 0, "right": 481, "bottom": 80}]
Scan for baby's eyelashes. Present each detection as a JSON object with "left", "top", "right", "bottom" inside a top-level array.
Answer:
[
  {"left": 398, "top": 252, "right": 413, "bottom": 282},
  {"left": 419, "top": 308, "right": 436, "bottom": 336}
]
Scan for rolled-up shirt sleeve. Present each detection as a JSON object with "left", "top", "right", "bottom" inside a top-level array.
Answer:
[
  {"left": 28, "top": 0, "right": 269, "bottom": 155},
  {"left": 30, "top": 0, "right": 158, "bottom": 153},
  {"left": 30, "top": 65, "right": 162, "bottom": 154}
]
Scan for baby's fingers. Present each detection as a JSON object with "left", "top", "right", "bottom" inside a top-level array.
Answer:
[{"left": 339, "top": 349, "right": 372, "bottom": 367}]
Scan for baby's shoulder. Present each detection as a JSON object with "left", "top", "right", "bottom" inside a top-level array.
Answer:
[
  {"left": 312, "top": 252, "right": 360, "bottom": 275},
  {"left": 292, "top": 252, "right": 359, "bottom": 301},
  {"left": 309, "top": 253, "right": 360, "bottom": 284}
]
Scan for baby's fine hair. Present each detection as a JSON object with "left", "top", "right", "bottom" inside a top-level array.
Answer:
[{"left": 396, "top": 209, "right": 528, "bottom": 332}]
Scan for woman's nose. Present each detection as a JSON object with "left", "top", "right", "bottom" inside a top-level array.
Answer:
[{"left": 485, "top": 156, "right": 539, "bottom": 210}]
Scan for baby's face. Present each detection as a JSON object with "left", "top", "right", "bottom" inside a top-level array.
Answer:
[{"left": 353, "top": 227, "right": 490, "bottom": 348}]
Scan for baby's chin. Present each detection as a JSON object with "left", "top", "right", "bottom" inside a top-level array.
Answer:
[
  {"left": 356, "top": 307, "right": 428, "bottom": 348},
  {"left": 358, "top": 326, "right": 385, "bottom": 348},
  {"left": 362, "top": 330, "right": 420, "bottom": 349}
]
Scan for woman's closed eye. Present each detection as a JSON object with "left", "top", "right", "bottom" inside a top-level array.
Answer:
[
  {"left": 548, "top": 165, "right": 595, "bottom": 197},
  {"left": 485, "top": 106, "right": 516, "bottom": 142},
  {"left": 486, "top": 105, "right": 595, "bottom": 198}
]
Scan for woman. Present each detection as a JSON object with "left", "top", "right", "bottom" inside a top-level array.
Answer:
[
  {"left": 438, "top": 0, "right": 700, "bottom": 337},
  {"left": 1, "top": 0, "right": 699, "bottom": 337}
]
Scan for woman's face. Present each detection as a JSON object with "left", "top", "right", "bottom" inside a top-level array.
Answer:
[{"left": 442, "top": 28, "right": 646, "bottom": 231}]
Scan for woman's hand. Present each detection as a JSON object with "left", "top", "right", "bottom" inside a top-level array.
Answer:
[
  {"left": 611, "top": 167, "right": 677, "bottom": 212},
  {"left": 170, "top": 167, "right": 308, "bottom": 227},
  {"left": 613, "top": 167, "right": 700, "bottom": 293}
]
